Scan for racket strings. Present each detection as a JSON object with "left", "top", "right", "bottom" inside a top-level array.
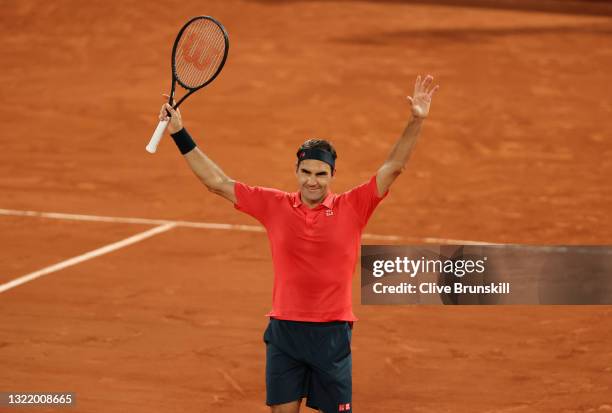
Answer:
[
  {"left": 178, "top": 25, "right": 211, "bottom": 85},
  {"left": 181, "top": 30, "right": 223, "bottom": 86},
  {"left": 175, "top": 18, "right": 226, "bottom": 89},
  {"left": 179, "top": 33, "right": 224, "bottom": 87}
]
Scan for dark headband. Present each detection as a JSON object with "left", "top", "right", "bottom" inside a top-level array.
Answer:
[{"left": 296, "top": 148, "right": 336, "bottom": 171}]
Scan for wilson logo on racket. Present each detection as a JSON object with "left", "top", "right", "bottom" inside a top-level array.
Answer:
[
  {"left": 146, "top": 16, "right": 229, "bottom": 154},
  {"left": 181, "top": 33, "right": 221, "bottom": 71}
]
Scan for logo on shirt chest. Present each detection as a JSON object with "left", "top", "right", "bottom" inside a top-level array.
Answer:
[{"left": 325, "top": 209, "right": 334, "bottom": 217}]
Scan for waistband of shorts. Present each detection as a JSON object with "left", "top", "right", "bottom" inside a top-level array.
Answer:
[{"left": 269, "top": 317, "right": 349, "bottom": 326}]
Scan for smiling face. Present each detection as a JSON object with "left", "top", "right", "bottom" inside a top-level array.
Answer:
[{"left": 296, "top": 159, "right": 334, "bottom": 208}]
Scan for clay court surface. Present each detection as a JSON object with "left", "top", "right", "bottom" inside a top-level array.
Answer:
[{"left": 1, "top": 0, "right": 611, "bottom": 412}]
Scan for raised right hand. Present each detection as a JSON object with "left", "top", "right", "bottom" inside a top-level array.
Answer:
[{"left": 159, "top": 97, "right": 183, "bottom": 134}]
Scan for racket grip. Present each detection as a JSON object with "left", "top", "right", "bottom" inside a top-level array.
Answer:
[{"left": 146, "top": 120, "right": 169, "bottom": 154}]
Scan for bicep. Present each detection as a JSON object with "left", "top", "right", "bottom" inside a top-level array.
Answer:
[
  {"left": 208, "top": 179, "right": 237, "bottom": 204},
  {"left": 182, "top": 149, "right": 236, "bottom": 203},
  {"left": 376, "top": 162, "right": 402, "bottom": 197}
]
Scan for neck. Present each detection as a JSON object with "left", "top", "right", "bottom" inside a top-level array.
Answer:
[{"left": 300, "top": 192, "right": 327, "bottom": 209}]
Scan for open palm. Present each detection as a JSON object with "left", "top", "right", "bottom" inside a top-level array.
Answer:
[{"left": 407, "top": 75, "right": 439, "bottom": 118}]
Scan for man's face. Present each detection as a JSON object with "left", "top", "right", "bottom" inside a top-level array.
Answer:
[{"left": 296, "top": 159, "right": 334, "bottom": 205}]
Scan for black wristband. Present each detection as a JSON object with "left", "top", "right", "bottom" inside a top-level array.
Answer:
[{"left": 170, "top": 128, "right": 197, "bottom": 155}]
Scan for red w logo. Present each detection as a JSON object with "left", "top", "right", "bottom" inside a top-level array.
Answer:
[{"left": 181, "top": 33, "right": 218, "bottom": 71}]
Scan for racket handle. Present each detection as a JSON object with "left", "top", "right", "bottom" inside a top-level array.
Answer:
[{"left": 146, "top": 120, "right": 169, "bottom": 153}]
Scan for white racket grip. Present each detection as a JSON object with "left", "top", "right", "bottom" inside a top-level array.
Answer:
[{"left": 146, "top": 119, "right": 169, "bottom": 153}]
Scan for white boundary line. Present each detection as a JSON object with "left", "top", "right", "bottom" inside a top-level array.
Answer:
[
  {"left": 0, "top": 207, "right": 492, "bottom": 294},
  {"left": 0, "top": 207, "right": 493, "bottom": 243},
  {"left": 0, "top": 208, "right": 265, "bottom": 233},
  {"left": 0, "top": 208, "right": 421, "bottom": 241},
  {"left": 0, "top": 223, "right": 176, "bottom": 294}
]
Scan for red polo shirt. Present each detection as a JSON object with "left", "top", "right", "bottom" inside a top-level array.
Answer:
[{"left": 234, "top": 175, "right": 388, "bottom": 322}]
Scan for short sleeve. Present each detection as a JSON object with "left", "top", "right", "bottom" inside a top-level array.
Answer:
[
  {"left": 233, "top": 182, "right": 286, "bottom": 225},
  {"left": 342, "top": 175, "right": 388, "bottom": 227}
]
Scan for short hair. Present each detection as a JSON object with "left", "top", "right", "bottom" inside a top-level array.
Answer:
[
  {"left": 296, "top": 139, "right": 337, "bottom": 174},
  {"left": 297, "top": 139, "right": 337, "bottom": 159}
]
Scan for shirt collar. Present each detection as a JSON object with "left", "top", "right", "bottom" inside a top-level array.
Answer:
[{"left": 293, "top": 191, "right": 335, "bottom": 209}]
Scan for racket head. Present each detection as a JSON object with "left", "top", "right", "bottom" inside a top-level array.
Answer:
[{"left": 171, "top": 16, "right": 229, "bottom": 95}]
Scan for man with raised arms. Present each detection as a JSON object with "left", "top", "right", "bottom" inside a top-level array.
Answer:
[{"left": 158, "top": 75, "right": 439, "bottom": 413}]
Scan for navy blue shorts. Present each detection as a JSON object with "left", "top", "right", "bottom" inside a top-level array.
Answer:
[{"left": 263, "top": 318, "right": 353, "bottom": 413}]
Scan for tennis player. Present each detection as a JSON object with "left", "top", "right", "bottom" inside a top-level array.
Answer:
[{"left": 159, "top": 75, "right": 438, "bottom": 413}]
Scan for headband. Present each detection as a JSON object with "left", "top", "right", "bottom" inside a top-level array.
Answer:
[{"left": 296, "top": 148, "right": 336, "bottom": 171}]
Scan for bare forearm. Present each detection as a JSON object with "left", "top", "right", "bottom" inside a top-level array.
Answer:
[
  {"left": 375, "top": 115, "right": 425, "bottom": 196},
  {"left": 384, "top": 115, "right": 424, "bottom": 171},
  {"left": 375, "top": 74, "right": 438, "bottom": 196},
  {"left": 183, "top": 147, "right": 231, "bottom": 189}
]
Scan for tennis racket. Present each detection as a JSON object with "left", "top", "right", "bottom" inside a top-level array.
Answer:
[{"left": 146, "top": 16, "right": 229, "bottom": 153}]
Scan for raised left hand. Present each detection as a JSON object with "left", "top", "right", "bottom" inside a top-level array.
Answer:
[{"left": 407, "top": 75, "right": 439, "bottom": 119}]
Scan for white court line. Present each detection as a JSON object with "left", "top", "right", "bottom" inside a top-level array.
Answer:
[
  {"left": 0, "top": 208, "right": 411, "bottom": 241},
  {"left": 0, "top": 207, "right": 492, "bottom": 243},
  {"left": 422, "top": 237, "right": 494, "bottom": 246},
  {"left": 0, "top": 208, "right": 265, "bottom": 233},
  {"left": 0, "top": 223, "right": 176, "bottom": 294}
]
